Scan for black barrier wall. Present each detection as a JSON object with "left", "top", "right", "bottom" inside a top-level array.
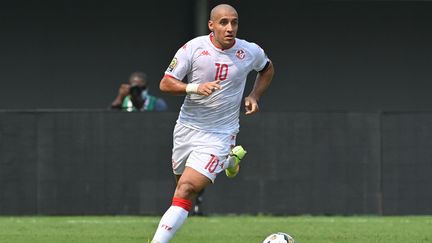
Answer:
[
  {"left": 1, "top": 111, "right": 431, "bottom": 215},
  {"left": 381, "top": 112, "right": 432, "bottom": 215}
]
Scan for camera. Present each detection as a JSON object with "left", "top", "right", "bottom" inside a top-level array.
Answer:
[{"left": 129, "top": 84, "right": 145, "bottom": 97}]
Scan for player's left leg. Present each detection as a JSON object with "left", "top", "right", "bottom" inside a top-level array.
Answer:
[
  {"left": 225, "top": 145, "right": 247, "bottom": 178},
  {"left": 151, "top": 167, "right": 211, "bottom": 243}
]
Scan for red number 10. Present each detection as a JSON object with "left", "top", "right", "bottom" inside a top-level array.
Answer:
[
  {"left": 215, "top": 63, "right": 228, "bottom": 80},
  {"left": 204, "top": 154, "right": 220, "bottom": 173}
]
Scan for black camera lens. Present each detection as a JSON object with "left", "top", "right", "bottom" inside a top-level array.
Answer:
[{"left": 129, "top": 85, "right": 142, "bottom": 97}]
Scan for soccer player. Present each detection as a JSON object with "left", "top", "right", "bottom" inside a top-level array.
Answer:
[{"left": 151, "top": 4, "right": 274, "bottom": 243}]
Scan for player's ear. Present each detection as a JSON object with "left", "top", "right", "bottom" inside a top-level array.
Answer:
[{"left": 208, "top": 20, "right": 214, "bottom": 32}]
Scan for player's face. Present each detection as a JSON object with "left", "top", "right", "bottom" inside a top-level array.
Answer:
[{"left": 208, "top": 9, "right": 238, "bottom": 49}]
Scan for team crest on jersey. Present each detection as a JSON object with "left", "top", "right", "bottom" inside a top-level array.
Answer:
[
  {"left": 235, "top": 49, "right": 245, "bottom": 59},
  {"left": 167, "top": 57, "right": 178, "bottom": 72}
]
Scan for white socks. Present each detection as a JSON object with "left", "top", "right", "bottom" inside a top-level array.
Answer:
[{"left": 151, "top": 197, "right": 192, "bottom": 243}]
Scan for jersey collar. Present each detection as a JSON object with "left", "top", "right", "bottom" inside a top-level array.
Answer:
[{"left": 209, "top": 32, "right": 236, "bottom": 51}]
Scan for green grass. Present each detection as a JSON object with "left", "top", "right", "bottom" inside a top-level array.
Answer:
[{"left": 0, "top": 215, "right": 431, "bottom": 243}]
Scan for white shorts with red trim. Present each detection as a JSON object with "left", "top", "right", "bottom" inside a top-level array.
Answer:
[{"left": 171, "top": 123, "right": 236, "bottom": 183}]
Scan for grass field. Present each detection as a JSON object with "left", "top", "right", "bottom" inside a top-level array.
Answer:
[{"left": 0, "top": 215, "right": 431, "bottom": 243}]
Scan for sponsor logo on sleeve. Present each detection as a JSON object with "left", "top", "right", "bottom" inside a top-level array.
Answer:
[{"left": 167, "top": 57, "right": 178, "bottom": 72}]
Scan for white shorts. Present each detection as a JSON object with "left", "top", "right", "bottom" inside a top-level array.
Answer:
[{"left": 171, "top": 123, "right": 237, "bottom": 183}]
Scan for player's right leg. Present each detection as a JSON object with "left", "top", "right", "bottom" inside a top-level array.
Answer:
[
  {"left": 225, "top": 145, "right": 247, "bottom": 178},
  {"left": 151, "top": 167, "right": 211, "bottom": 243},
  {"left": 151, "top": 124, "right": 233, "bottom": 243}
]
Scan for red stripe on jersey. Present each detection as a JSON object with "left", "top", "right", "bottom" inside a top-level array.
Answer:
[
  {"left": 164, "top": 74, "right": 176, "bottom": 79},
  {"left": 172, "top": 197, "right": 192, "bottom": 212}
]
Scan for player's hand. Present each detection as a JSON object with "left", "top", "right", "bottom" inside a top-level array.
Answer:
[
  {"left": 244, "top": 96, "right": 259, "bottom": 115},
  {"left": 197, "top": 80, "right": 222, "bottom": 96}
]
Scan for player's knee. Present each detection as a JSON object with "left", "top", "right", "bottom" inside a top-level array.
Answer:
[{"left": 175, "top": 181, "right": 198, "bottom": 200}]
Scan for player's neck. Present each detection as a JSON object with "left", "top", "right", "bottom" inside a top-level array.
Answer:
[{"left": 210, "top": 32, "right": 235, "bottom": 50}]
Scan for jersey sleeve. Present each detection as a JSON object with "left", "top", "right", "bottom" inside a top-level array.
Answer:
[
  {"left": 164, "top": 43, "right": 192, "bottom": 81},
  {"left": 251, "top": 43, "right": 270, "bottom": 72}
]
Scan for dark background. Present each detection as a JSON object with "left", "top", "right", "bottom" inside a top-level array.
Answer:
[{"left": 1, "top": 0, "right": 432, "bottom": 111}]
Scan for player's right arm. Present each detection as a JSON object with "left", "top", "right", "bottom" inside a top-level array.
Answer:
[
  {"left": 159, "top": 74, "right": 188, "bottom": 95},
  {"left": 160, "top": 75, "right": 221, "bottom": 96}
]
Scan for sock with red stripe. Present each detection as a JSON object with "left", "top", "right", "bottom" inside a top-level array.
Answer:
[{"left": 151, "top": 197, "right": 192, "bottom": 243}]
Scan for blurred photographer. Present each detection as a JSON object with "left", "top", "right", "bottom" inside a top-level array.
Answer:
[{"left": 111, "top": 71, "right": 168, "bottom": 111}]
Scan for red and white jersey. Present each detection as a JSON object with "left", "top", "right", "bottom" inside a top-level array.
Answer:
[{"left": 165, "top": 33, "right": 269, "bottom": 134}]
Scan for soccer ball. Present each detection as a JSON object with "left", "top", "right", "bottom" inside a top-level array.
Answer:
[{"left": 262, "top": 232, "right": 296, "bottom": 243}]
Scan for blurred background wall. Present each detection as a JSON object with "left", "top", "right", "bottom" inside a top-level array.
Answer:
[
  {"left": 1, "top": 111, "right": 431, "bottom": 215},
  {"left": 1, "top": 0, "right": 432, "bottom": 111}
]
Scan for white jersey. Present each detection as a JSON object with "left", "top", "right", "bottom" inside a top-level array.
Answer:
[{"left": 165, "top": 33, "right": 269, "bottom": 134}]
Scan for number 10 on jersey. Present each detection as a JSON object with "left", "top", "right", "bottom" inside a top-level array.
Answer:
[{"left": 215, "top": 63, "right": 228, "bottom": 80}]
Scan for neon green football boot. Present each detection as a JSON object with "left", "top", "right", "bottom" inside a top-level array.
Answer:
[{"left": 225, "top": 145, "right": 247, "bottom": 178}]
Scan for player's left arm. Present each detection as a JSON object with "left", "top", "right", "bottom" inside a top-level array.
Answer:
[{"left": 244, "top": 60, "right": 274, "bottom": 115}]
